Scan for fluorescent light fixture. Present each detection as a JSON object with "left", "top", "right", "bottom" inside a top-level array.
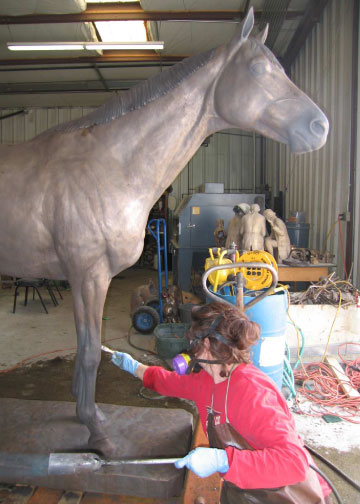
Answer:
[
  {"left": 85, "top": 42, "right": 163, "bottom": 50},
  {"left": 7, "top": 41, "right": 164, "bottom": 51},
  {"left": 8, "top": 43, "right": 84, "bottom": 51}
]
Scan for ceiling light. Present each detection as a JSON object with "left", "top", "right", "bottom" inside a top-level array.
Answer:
[
  {"left": 7, "top": 41, "right": 164, "bottom": 51},
  {"left": 84, "top": 42, "right": 164, "bottom": 50},
  {"left": 7, "top": 43, "right": 84, "bottom": 51}
]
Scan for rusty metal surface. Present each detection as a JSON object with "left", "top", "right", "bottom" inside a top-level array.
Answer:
[
  {"left": 183, "top": 421, "right": 222, "bottom": 504},
  {"left": 0, "top": 398, "right": 193, "bottom": 499}
]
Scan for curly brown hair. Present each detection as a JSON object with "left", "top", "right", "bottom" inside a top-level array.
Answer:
[{"left": 187, "top": 302, "right": 260, "bottom": 376}]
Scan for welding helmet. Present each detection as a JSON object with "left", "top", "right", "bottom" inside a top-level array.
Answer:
[{"left": 172, "top": 313, "right": 233, "bottom": 375}]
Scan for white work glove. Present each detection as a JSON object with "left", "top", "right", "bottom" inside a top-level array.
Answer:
[{"left": 174, "top": 447, "right": 229, "bottom": 477}]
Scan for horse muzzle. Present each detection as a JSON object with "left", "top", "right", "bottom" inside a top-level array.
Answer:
[
  {"left": 289, "top": 112, "right": 329, "bottom": 153},
  {"left": 261, "top": 96, "right": 329, "bottom": 154}
]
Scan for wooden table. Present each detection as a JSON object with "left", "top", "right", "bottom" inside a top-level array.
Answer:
[{"left": 277, "top": 263, "right": 336, "bottom": 283}]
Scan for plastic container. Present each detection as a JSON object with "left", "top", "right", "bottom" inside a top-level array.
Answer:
[
  {"left": 288, "top": 211, "right": 306, "bottom": 223},
  {"left": 209, "top": 288, "right": 288, "bottom": 390},
  {"left": 286, "top": 222, "right": 310, "bottom": 248},
  {"left": 179, "top": 303, "right": 198, "bottom": 323},
  {"left": 154, "top": 323, "right": 190, "bottom": 359}
]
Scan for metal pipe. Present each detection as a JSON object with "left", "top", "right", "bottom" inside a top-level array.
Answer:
[
  {"left": 345, "top": 0, "right": 359, "bottom": 279},
  {"left": 202, "top": 262, "right": 278, "bottom": 310}
]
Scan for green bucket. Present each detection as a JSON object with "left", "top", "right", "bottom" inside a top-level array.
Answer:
[{"left": 154, "top": 323, "right": 190, "bottom": 359}]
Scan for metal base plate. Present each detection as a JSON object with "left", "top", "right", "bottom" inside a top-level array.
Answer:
[{"left": 0, "top": 398, "right": 193, "bottom": 499}]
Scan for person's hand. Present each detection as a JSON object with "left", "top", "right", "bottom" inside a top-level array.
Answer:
[
  {"left": 111, "top": 351, "right": 139, "bottom": 376},
  {"left": 174, "top": 447, "right": 229, "bottom": 477}
]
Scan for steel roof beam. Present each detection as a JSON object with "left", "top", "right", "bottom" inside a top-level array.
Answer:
[
  {"left": 282, "top": 0, "right": 329, "bottom": 71},
  {"left": 0, "top": 53, "right": 184, "bottom": 66},
  {"left": 0, "top": 4, "right": 305, "bottom": 24},
  {"left": 0, "top": 80, "right": 141, "bottom": 94}
]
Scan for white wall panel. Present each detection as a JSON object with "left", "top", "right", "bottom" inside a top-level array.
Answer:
[
  {"left": 265, "top": 0, "right": 356, "bottom": 285},
  {"left": 171, "top": 130, "right": 262, "bottom": 204},
  {"left": 0, "top": 107, "right": 94, "bottom": 144}
]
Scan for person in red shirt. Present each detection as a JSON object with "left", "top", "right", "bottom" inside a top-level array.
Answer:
[{"left": 111, "top": 301, "right": 332, "bottom": 504}]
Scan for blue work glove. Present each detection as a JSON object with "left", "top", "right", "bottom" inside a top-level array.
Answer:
[
  {"left": 174, "top": 447, "right": 229, "bottom": 478},
  {"left": 111, "top": 351, "right": 139, "bottom": 376}
]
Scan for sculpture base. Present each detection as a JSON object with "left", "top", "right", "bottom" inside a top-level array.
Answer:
[{"left": 0, "top": 398, "right": 193, "bottom": 499}]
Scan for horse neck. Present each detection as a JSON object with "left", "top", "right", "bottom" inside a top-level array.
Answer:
[{"left": 106, "top": 48, "right": 226, "bottom": 204}]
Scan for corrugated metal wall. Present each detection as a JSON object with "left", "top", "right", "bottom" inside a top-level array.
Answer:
[
  {"left": 0, "top": 107, "right": 94, "bottom": 143},
  {"left": 171, "top": 131, "right": 262, "bottom": 202},
  {"left": 265, "top": 0, "right": 357, "bottom": 285}
]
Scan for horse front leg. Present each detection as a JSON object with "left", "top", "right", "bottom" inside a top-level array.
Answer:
[{"left": 70, "top": 271, "right": 115, "bottom": 457}]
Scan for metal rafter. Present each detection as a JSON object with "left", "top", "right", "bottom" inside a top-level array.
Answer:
[
  {"left": 0, "top": 53, "right": 184, "bottom": 66},
  {"left": 0, "top": 3, "right": 304, "bottom": 24},
  {"left": 259, "top": 0, "right": 291, "bottom": 50},
  {"left": 282, "top": 0, "right": 330, "bottom": 71}
]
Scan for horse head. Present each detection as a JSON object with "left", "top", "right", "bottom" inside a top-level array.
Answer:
[{"left": 214, "top": 8, "right": 329, "bottom": 153}]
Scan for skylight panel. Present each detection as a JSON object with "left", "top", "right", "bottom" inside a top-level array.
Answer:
[
  {"left": 87, "top": 1, "right": 139, "bottom": 3},
  {"left": 95, "top": 21, "right": 147, "bottom": 43}
]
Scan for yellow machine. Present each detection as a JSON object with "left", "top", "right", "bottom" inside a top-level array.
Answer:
[
  {"left": 204, "top": 248, "right": 240, "bottom": 293},
  {"left": 204, "top": 248, "right": 278, "bottom": 292}
]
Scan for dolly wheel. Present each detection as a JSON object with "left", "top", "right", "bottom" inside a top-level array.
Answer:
[
  {"left": 147, "top": 299, "right": 161, "bottom": 314},
  {"left": 132, "top": 306, "right": 160, "bottom": 334}
]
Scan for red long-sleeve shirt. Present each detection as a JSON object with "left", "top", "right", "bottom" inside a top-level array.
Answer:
[{"left": 143, "top": 363, "right": 330, "bottom": 497}]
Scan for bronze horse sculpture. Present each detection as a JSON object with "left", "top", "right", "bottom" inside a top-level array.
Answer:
[{"left": 0, "top": 8, "right": 328, "bottom": 455}]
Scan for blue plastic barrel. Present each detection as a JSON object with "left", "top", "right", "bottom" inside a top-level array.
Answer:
[{"left": 210, "top": 288, "right": 288, "bottom": 390}]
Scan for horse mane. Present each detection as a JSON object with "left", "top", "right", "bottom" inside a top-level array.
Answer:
[{"left": 49, "top": 48, "right": 215, "bottom": 133}]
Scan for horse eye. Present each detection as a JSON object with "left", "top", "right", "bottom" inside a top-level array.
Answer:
[{"left": 250, "top": 61, "right": 268, "bottom": 76}]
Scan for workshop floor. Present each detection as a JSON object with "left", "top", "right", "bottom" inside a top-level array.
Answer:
[{"left": 0, "top": 267, "right": 359, "bottom": 504}]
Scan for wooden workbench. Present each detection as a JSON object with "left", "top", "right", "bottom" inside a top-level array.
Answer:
[{"left": 277, "top": 263, "right": 336, "bottom": 283}]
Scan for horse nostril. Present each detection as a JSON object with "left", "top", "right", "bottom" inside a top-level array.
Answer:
[{"left": 310, "top": 118, "right": 328, "bottom": 138}]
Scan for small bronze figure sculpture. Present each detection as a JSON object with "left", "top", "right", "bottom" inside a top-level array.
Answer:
[
  {"left": 240, "top": 203, "right": 267, "bottom": 251},
  {"left": 225, "top": 203, "right": 250, "bottom": 250},
  {"left": 0, "top": 8, "right": 328, "bottom": 455},
  {"left": 264, "top": 209, "right": 292, "bottom": 261},
  {"left": 214, "top": 219, "right": 227, "bottom": 247}
]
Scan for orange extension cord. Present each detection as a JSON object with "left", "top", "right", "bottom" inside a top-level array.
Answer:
[{"left": 293, "top": 343, "right": 360, "bottom": 423}]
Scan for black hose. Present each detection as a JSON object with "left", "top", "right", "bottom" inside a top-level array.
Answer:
[
  {"left": 127, "top": 325, "right": 171, "bottom": 369},
  {"left": 310, "top": 464, "right": 343, "bottom": 504},
  {"left": 306, "top": 444, "right": 360, "bottom": 492}
]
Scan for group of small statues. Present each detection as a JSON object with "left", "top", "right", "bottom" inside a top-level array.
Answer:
[{"left": 214, "top": 204, "right": 291, "bottom": 262}]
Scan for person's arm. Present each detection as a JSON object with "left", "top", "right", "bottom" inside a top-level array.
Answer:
[
  {"left": 111, "top": 351, "right": 197, "bottom": 401},
  {"left": 112, "top": 352, "right": 230, "bottom": 479},
  {"left": 224, "top": 380, "right": 309, "bottom": 489},
  {"left": 134, "top": 362, "right": 148, "bottom": 381}
]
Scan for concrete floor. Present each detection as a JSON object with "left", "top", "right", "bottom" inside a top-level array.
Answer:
[{"left": 0, "top": 267, "right": 359, "bottom": 503}]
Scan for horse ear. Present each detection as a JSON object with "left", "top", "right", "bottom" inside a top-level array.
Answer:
[
  {"left": 256, "top": 24, "right": 269, "bottom": 44},
  {"left": 227, "top": 7, "right": 254, "bottom": 56},
  {"left": 240, "top": 7, "right": 255, "bottom": 40}
]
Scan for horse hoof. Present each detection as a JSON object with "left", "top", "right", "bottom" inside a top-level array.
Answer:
[{"left": 88, "top": 435, "right": 117, "bottom": 458}]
